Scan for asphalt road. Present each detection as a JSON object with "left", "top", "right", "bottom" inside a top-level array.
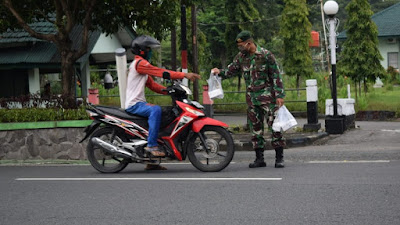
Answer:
[
  {"left": 1, "top": 157, "right": 399, "bottom": 225},
  {"left": 1, "top": 120, "right": 399, "bottom": 225}
]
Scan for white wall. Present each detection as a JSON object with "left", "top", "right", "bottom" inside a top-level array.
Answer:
[
  {"left": 91, "top": 33, "right": 123, "bottom": 54},
  {"left": 80, "top": 62, "right": 91, "bottom": 98},
  {"left": 378, "top": 37, "right": 400, "bottom": 69},
  {"left": 28, "top": 68, "right": 40, "bottom": 94}
]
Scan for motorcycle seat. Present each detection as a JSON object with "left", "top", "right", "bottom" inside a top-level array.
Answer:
[{"left": 95, "top": 105, "right": 146, "bottom": 121}]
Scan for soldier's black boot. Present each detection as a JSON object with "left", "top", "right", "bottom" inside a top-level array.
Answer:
[
  {"left": 275, "top": 147, "right": 285, "bottom": 168},
  {"left": 249, "top": 148, "right": 266, "bottom": 168}
]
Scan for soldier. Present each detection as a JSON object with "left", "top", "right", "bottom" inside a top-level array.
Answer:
[{"left": 212, "top": 30, "right": 286, "bottom": 168}]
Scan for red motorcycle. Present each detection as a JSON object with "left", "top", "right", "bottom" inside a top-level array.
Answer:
[{"left": 80, "top": 79, "right": 235, "bottom": 172}]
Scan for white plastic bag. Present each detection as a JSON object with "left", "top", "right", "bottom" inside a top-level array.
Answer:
[
  {"left": 207, "top": 73, "right": 224, "bottom": 99},
  {"left": 272, "top": 105, "right": 298, "bottom": 132}
]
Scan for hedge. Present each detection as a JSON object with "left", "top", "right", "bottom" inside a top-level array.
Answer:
[{"left": 0, "top": 107, "right": 89, "bottom": 123}]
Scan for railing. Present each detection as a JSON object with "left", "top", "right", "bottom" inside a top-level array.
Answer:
[
  {"left": 97, "top": 88, "right": 306, "bottom": 105},
  {"left": 209, "top": 88, "right": 306, "bottom": 106}
]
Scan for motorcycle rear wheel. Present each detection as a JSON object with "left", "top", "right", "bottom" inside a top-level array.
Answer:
[
  {"left": 87, "top": 127, "right": 130, "bottom": 173},
  {"left": 187, "top": 126, "right": 235, "bottom": 172}
]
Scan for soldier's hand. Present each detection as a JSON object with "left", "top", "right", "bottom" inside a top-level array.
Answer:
[
  {"left": 211, "top": 68, "right": 220, "bottom": 75},
  {"left": 185, "top": 73, "right": 200, "bottom": 81},
  {"left": 276, "top": 98, "right": 284, "bottom": 107}
]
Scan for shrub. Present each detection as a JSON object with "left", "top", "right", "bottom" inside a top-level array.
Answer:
[
  {"left": 387, "top": 66, "right": 400, "bottom": 84},
  {"left": 0, "top": 107, "right": 89, "bottom": 123},
  {"left": 0, "top": 93, "right": 89, "bottom": 122}
]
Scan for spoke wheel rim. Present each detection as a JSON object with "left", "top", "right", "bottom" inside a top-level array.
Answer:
[
  {"left": 92, "top": 134, "right": 126, "bottom": 169},
  {"left": 193, "top": 130, "right": 228, "bottom": 166}
]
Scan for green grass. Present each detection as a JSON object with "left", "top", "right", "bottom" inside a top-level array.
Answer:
[{"left": 362, "top": 86, "right": 400, "bottom": 113}]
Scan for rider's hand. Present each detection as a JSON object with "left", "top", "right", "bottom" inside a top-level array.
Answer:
[
  {"left": 185, "top": 73, "right": 200, "bottom": 81},
  {"left": 211, "top": 68, "right": 220, "bottom": 75}
]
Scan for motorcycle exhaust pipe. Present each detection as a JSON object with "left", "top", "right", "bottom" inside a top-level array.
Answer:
[{"left": 91, "top": 137, "right": 133, "bottom": 158}]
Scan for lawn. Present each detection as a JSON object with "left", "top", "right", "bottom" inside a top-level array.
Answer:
[{"left": 363, "top": 86, "right": 400, "bottom": 112}]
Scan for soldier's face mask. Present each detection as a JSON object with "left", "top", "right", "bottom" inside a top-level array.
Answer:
[{"left": 238, "top": 42, "right": 250, "bottom": 54}]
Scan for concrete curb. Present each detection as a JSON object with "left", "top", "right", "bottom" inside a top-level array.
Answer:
[{"left": 231, "top": 132, "right": 329, "bottom": 151}]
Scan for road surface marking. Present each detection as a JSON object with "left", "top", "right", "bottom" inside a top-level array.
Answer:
[
  {"left": 161, "top": 162, "right": 236, "bottom": 165},
  {"left": 381, "top": 129, "right": 400, "bottom": 133},
  {"left": 16, "top": 177, "right": 282, "bottom": 181},
  {"left": 308, "top": 160, "right": 390, "bottom": 163}
]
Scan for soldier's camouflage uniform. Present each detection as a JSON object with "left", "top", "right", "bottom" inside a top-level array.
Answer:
[{"left": 220, "top": 45, "right": 286, "bottom": 150}]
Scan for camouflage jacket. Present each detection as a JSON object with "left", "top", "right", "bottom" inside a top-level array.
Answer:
[{"left": 220, "top": 45, "right": 285, "bottom": 106}]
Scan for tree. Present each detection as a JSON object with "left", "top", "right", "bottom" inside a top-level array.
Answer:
[
  {"left": 337, "top": 0, "right": 385, "bottom": 96},
  {"left": 197, "top": 0, "right": 227, "bottom": 68},
  {"left": 224, "top": 0, "right": 259, "bottom": 90},
  {"left": 253, "top": 0, "right": 284, "bottom": 42},
  {"left": 1, "top": 0, "right": 178, "bottom": 104},
  {"left": 224, "top": 0, "right": 260, "bottom": 62},
  {"left": 281, "top": 0, "right": 313, "bottom": 91}
]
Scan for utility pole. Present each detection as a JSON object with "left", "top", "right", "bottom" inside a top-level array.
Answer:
[
  {"left": 321, "top": 0, "right": 331, "bottom": 74},
  {"left": 181, "top": 3, "right": 188, "bottom": 86},
  {"left": 191, "top": 4, "right": 199, "bottom": 101}
]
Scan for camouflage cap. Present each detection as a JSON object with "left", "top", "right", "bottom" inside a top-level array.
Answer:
[{"left": 236, "top": 30, "right": 252, "bottom": 43}]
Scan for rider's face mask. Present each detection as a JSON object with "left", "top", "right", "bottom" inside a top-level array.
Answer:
[
  {"left": 145, "top": 48, "right": 152, "bottom": 61},
  {"left": 140, "top": 47, "right": 152, "bottom": 62}
]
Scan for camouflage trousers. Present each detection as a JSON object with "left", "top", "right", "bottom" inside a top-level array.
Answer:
[{"left": 247, "top": 103, "right": 286, "bottom": 150}]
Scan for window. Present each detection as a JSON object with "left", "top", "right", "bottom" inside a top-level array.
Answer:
[{"left": 388, "top": 52, "right": 399, "bottom": 69}]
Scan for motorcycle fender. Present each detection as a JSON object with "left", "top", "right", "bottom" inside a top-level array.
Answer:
[
  {"left": 192, "top": 117, "right": 228, "bottom": 133},
  {"left": 79, "top": 121, "right": 101, "bottom": 143}
]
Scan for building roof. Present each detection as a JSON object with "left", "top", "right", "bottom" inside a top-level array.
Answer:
[
  {"left": 0, "top": 20, "right": 102, "bottom": 69},
  {"left": 338, "top": 2, "right": 400, "bottom": 39},
  {"left": 0, "top": 21, "right": 56, "bottom": 43}
]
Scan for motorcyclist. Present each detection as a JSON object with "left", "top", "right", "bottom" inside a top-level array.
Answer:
[{"left": 125, "top": 35, "right": 200, "bottom": 168}]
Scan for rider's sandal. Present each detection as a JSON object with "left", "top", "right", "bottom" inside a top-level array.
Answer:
[
  {"left": 149, "top": 150, "right": 165, "bottom": 157},
  {"left": 144, "top": 146, "right": 166, "bottom": 157}
]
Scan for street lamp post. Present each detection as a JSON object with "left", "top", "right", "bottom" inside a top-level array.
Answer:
[
  {"left": 324, "top": 0, "right": 345, "bottom": 134},
  {"left": 324, "top": 0, "right": 339, "bottom": 117}
]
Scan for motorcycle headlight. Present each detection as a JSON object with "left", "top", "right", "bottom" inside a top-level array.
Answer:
[{"left": 185, "top": 107, "right": 205, "bottom": 116}]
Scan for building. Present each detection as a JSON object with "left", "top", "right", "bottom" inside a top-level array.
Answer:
[
  {"left": 338, "top": 2, "right": 400, "bottom": 70},
  {"left": 0, "top": 20, "right": 135, "bottom": 99}
]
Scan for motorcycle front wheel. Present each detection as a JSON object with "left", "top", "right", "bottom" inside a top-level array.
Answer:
[
  {"left": 187, "top": 126, "right": 235, "bottom": 172},
  {"left": 87, "top": 127, "right": 130, "bottom": 173}
]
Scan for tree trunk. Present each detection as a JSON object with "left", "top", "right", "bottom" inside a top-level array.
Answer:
[
  {"left": 354, "top": 81, "right": 358, "bottom": 102},
  {"left": 363, "top": 77, "right": 368, "bottom": 95},
  {"left": 220, "top": 50, "right": 227, "bottom": 69},
  {"left": 296, "top": 74, "right": 300, "bottom": 97},
  {"left": 237, "top": 75, "right": 241, "bottom": 91},
  {"left": 60, "top": 47, "right": 77, "bottom": 108},
  {"left": 171, "top": 26, "right": 177, "bottom": 71}
]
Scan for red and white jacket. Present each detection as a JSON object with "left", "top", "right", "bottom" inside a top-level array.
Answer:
[{"left": 125, "top": 55, "right": 185, "bottom": 109}]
